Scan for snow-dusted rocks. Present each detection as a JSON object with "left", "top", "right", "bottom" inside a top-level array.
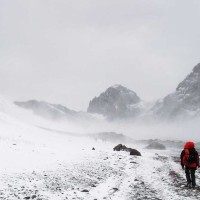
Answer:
[
  {"left": 87, "top": 85, "right": 141, "bottom": 119},
  {"left": 113, "top": 144, "right": 122, "bottom": 151},
  {"left": 129, "top": 149, "right": 141, "bottom": 156},
  {"left": 113, "top": 144, "right": 141, "bottom": 156}
]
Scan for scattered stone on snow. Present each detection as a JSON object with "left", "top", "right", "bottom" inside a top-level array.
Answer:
[
  {"left": 81, "top": 189, "right": 89, "bottom": 192},
  {"left": 113, "top": 144, "right": 123, "bottom": 151},
  {"left": 113, "top": 144, "right": 141, "bottom": 156},
  {"left": 130, "top": 161, "right": 137, "bottom": 164},
  {"left": 130, "top": 149, "right": 141, "bottom": 156}
]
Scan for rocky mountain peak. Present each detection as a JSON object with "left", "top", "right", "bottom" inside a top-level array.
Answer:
[
  {"left": 176, "top": 63, "right": 200, "bottom": 96},
  {"left": 192, "top": 63, "right": 200, "bottom": 73},
  {"left": 87, "top": 84, "right": 141, "bottom": 119},
  {"left": 100, "top": 84, "right": 140, "bottom": 103},
  {"left": 153, "top": 63, "right": 200, "bottom": 119}
]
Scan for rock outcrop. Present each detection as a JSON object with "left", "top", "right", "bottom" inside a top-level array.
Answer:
[
  {"left": 113, "top": 144, "right": 141, "bottom": 156},
  {"left": 88, "top": 85, "right": 142, "bottom": 119},
  {"left": 152, "top": 63, "right": 200, "bottom": 119}
]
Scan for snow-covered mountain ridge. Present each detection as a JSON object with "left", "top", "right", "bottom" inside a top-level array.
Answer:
[
  {"left": 14, "top": 63, "right": 200, "bottom": 121},
  {"left": 88, "top": 63, "right": 200, "bottom": 120},
  {"left": 14, "top": 100, "right": 103, "bottom": 122},
  {"left": 14, "top": 100, "right": 77, "bottom": 120}
]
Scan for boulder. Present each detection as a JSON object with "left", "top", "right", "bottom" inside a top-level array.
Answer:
[
  {"left": 130, "top": 149, "right": 141, "bottom": 156},
  {"left": 124, "top": 148, "right": 132, "bottom": 152},
  {"left": 113, "top": 144, "right": 123, "bottom": 151},
  {"left": 113, "top": 144, "right": 141, "bottom": 156},
  {"left": 121, "top": 145, "right": 127, "bottom": 151},
  {"left": 81, "top": 189, "right": 89, "bottom": 192}
]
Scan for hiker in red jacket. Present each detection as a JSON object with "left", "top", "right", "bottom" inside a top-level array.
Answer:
[{"left": 180, "top": 141, "right": 199, "bottom": 188}]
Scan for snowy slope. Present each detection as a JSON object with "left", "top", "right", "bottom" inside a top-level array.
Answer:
[
  {"left": 0, "top": 129, "right": 199, "bottom": 200},
  {"left": 0, "top": 96, "right": 107, "bottom": 135},
  {"left": 14, "top": 100, "right": 101, "bottom": 122},
  {"left": 1, "top": 96, "right": 200, "bottom": 199}
]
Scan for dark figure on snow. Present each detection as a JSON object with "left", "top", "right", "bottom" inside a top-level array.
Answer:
[{"left": 180, "top": 141, "right": 199, "bottom": 188}]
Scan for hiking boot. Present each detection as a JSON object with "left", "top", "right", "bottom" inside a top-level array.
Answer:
[
  {"left": 192, "top": 183, "right": 196, "bottom": 189},
  {"left": 186, "top": 183, "right": 192, "bottom": 188}
]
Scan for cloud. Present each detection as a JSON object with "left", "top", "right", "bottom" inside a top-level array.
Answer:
[{"left": 0, "top": 0, "right": 200, "bottom": 110}]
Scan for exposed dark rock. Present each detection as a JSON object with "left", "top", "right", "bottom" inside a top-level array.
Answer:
[
  {"left": 113, "top": 144, "right": 141, "bottom": 156},
  {"left": 121, "top": 145, "right": 127, "bottom": 151},
  {"left": 113, "top": 144, "right": 123, "bottom": 151},
  {"left": 91, "top": 184, "right": 96, "bottom": 187},
  {"left": 130, "top": 149, "right": 141, "bottom": 156},
  {"left": 130, "top": 161, "right": 137, "bottom": 164},
  {"left": 81, "top": 189, "right": 89, "bottom": 192},
  {"left": 124, "top": 148, "right": 133, "bottom": 152}
]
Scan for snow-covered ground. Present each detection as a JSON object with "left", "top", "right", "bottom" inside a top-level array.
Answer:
[{"left": 0, "top": 97, "right": 200, "bottom": 200}]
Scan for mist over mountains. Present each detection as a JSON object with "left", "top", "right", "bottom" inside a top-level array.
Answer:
[
  {"left": 15, "top": 63, "right": 200, "bottom": 122},
  {"left": 14, "top": 100, "right": 99, "bottom": 121}
]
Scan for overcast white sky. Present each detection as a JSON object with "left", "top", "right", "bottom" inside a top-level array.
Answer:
[{"left": 0, "top": 0, "right": 200, "bottom": 111}]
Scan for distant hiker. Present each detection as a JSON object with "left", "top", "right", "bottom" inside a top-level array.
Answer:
[{"left": 180, "top": 141, "right": 199, "bottom": 188}]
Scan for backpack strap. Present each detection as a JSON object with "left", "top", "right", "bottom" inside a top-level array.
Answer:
[{"left": 185, "top": 149, "right": 189, "bottom": 159}]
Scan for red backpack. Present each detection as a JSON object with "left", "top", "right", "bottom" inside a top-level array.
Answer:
[{"left": 183, "top": 148, "right": 198, "bottom": 168}]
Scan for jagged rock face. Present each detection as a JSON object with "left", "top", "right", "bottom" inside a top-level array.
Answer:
[
  {"left": 176, "top": 63, "right": 200, "bottom": 109},
  {"left": 15, "top": 100, "right": 76, "bottom": 120},
  {"left": 153, "top": 63, "right": 200, "bottom": 119},
  {"left": 87, "top": 85, "right": 141, "bottom": 119}
]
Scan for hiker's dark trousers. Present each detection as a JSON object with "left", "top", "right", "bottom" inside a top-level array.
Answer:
[{"left": 185, "top": 167, "right": 196, "bottom": 186}]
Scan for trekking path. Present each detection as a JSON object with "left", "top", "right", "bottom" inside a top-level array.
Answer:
[{"left": 0, "top": 148, "right": 200, "bottom": 200}]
